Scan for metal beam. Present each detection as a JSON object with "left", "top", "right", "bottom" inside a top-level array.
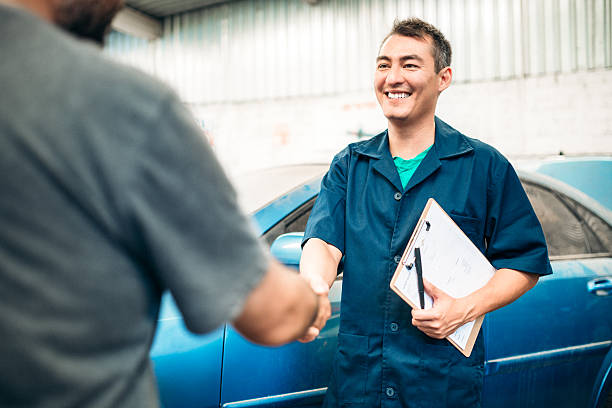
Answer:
[{"left": 111, "top": 6, "right": 161, "bottom": 40}]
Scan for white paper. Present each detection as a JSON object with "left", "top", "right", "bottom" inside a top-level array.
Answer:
[{"left": 394, "top": 200, "right": 495, "bottom": 350}]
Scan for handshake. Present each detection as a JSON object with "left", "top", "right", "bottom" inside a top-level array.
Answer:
[
  {"left": 297, "top": 273, "right": 332, "bottom": 343},
  {"left": 232, "top": 258, "right": 332, "bottom": 346}
]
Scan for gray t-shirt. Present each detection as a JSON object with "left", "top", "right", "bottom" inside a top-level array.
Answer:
[{"left": 0, "top": 5, "right": 267, "bottom": 407}]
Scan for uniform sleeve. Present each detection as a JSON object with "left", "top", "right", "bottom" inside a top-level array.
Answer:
[
  {"left": 124, "top": 95, "right": 268, "bottom": 334},
  {"left": 302, "top": 149, "right": 349, "bottom": 255},
  {"left": 485, "top": 160, "right": 553, "bottom": 276}
]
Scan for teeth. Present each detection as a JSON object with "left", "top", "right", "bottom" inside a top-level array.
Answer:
[{"left": 388, "top": 92, "right": 409, "bottom": 99}]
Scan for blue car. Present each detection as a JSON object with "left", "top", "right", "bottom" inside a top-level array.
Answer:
[{"left": 150, "top": 163, "right": 612, "bottom": 408}]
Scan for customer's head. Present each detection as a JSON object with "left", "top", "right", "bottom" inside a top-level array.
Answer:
[
  {"left": 9, "top": 0, "right": 124, "bottom": 44},
  {"left": 52, "top": 0, "right": 123, "bottom": 44}
]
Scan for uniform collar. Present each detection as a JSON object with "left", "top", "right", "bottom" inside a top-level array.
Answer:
[
  {"left": 353, "top": 117, "right": 474, "bottom": 192},
  {"left": 432, "top": 117, "right": 474, "bottom": 159},
  {"left": 353, "top": 129, "right": 388, "bottom": 159},
  {"left": 354, "top": 116, "right": 473, "bottom": 160}
]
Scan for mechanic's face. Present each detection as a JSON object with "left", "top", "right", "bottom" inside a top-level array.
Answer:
[
  {"left": 374, "top": 34, "right": 451, "bottom": 126},
  {"left": 52, "top": 0, "right": 124, "bottom": 45}
]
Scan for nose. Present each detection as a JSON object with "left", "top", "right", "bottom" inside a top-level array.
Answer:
[{"left": 385, "top": 65, "right": 404, "bottom": 86}]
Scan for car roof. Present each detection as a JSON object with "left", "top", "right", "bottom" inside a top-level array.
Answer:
[{"left": 232, "top": 164, "right": 328, "bottom": 213}]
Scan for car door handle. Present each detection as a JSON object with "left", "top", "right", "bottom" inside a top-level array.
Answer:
[{"left": 587, "top": 277, "right": 612, "bottom": 296}]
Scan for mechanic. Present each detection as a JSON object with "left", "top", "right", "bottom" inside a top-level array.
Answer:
[
  {"left": 299, "top": 18, "right": 553, "bottom": 407},
  {"left": 0, "top": 1, "right": 330, "bottom": 407}
]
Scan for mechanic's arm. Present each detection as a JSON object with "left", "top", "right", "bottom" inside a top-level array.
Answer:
[
  {"left": 412, "top": 268, "right": 539, "bottom": 339},
  {"left": 232, "top": 258, "right": 328, "bottom": 346},
  {"left": 298, "top": 238, "right": 343, "bottom": 342}
]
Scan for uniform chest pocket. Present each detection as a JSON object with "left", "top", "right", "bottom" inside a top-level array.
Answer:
[{"left": 448, "top": 213, "right": 482, "bottom": 249}]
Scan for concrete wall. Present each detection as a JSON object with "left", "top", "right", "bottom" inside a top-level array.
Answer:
[{"left": 193, "top": 68, "right": 612, "bottom": 175}]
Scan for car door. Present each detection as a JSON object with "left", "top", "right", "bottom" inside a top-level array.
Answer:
[
  {"left": 151, "top": 293, "right": 225, "bottom": 408},
  {"left": 219, "top": 197, "right": 341, "bottom": 408},
  {"left": 482, "top": 181, "right": 612, "bottom": 408}
]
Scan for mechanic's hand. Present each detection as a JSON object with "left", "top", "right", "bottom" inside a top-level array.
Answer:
[
  {"left": 411, "top": 279, "right": 467, "bottom": 339},
  {"left": 298, "top": 274, "right": 331, "bottom": 343}
]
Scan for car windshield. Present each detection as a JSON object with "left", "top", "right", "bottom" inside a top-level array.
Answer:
[{"left": 231, "top": 164, "right": 328, "bottom": 214}]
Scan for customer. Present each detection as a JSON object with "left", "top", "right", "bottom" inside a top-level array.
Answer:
[{"left": 0, "top": 1, "right": 330, "bottom": 407}]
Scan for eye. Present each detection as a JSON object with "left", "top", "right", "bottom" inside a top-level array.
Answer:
[
  {"left": 377, "top": 63, "right": 390, "bottom": 70},
  {"left": 403, "top": 63, "right": 418, "bottom": 69}
]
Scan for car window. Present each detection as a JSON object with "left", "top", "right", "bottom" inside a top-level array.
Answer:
[
  {"left": 558, "top": 194, "right": 612, "bottom": 254},
  {"left": 263, "top": 197, "right": 316, "bottom": 245},
  {"left": 264, "top": 196, "right": 345, "bottom": 280},
  {"left": 523, "top": 182, "right": 588, "bottom": 257},
  {"left": 522, "top": 182, "right": 611, "bottom": 258}
]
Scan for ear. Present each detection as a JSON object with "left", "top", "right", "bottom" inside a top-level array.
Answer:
[{"left": 437, "top": 66, "right": 452, "bottom": 92}]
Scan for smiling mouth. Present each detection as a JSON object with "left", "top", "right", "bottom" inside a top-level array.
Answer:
[{"left": 386, "top": 92, "right": 412, "bottom": 99}]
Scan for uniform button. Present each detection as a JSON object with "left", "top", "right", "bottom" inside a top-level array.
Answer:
[
  {"left": 390, "top": 322, "right": 399, "bottom": 332},
  {"left": 393, "top": 255, "right": 401, "bottom": 264},
  {"left": 394, "top": 192, "right": 402, "bottom": 201},
  {"left": 386, "top": 387, "right": 395, "bottom": 397}
]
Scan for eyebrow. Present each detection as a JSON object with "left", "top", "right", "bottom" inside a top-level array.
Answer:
[{"left": 376, "top": 54, "right": 425, "bottom": 63}]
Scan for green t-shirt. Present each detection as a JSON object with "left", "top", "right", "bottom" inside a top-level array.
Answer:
[{"left": 393, "top": 145, "right": 432, "bottom": 189}]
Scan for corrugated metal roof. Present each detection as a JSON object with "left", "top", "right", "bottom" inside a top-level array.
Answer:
[
  {"left": 125, "top": 0, "right": 231, "bottom": 17},
  {"left": 110, "top": 0, "right": 612, "bottom": 104}
]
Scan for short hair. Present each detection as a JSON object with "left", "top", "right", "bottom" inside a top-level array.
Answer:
[{"left": 379, "top": 18, "right": 452, "bottom": 73}]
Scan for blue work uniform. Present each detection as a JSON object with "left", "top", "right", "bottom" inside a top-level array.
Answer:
[{"left": 303, "top": 117, "right": 553, "bottom": 408}]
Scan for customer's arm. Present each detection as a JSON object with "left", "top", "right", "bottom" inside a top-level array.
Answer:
[{"left": 233, "top": 258, "right": 329, "bottom": 346}]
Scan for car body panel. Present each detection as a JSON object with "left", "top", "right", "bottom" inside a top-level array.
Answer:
[
  {"left": 482, "top": 257, "right": 612, "bottom": 407},
  {"left": 151, "top": 294, "right": 224, "bottom": 408},
  {"left": 219, "top": 280, "right": 341, "bottom": 407}
]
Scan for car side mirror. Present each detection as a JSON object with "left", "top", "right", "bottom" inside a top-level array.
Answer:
[{"left": 270, "top": 232, "right": 304, "bottom": 268}]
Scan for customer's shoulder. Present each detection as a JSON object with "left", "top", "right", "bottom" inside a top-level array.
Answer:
[{"left": 3, "top": 5, "right": 173, "bottom": 106}]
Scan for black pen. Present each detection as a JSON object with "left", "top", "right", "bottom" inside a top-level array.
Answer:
[{"left": 414, "top": 247, "right": 425, "bottom": 309}]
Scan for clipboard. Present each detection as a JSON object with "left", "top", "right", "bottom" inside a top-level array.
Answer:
[{"left": 390, "top": 198, "right": 496, "bottom": 357}]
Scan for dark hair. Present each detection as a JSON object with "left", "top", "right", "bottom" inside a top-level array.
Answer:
[{"left": 380, "top": 18, "right": 452, "bottom": 73}]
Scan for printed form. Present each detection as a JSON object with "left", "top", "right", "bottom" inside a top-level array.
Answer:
[{"left": 392, "top": 200, "right": 495, "bottom": 350}]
